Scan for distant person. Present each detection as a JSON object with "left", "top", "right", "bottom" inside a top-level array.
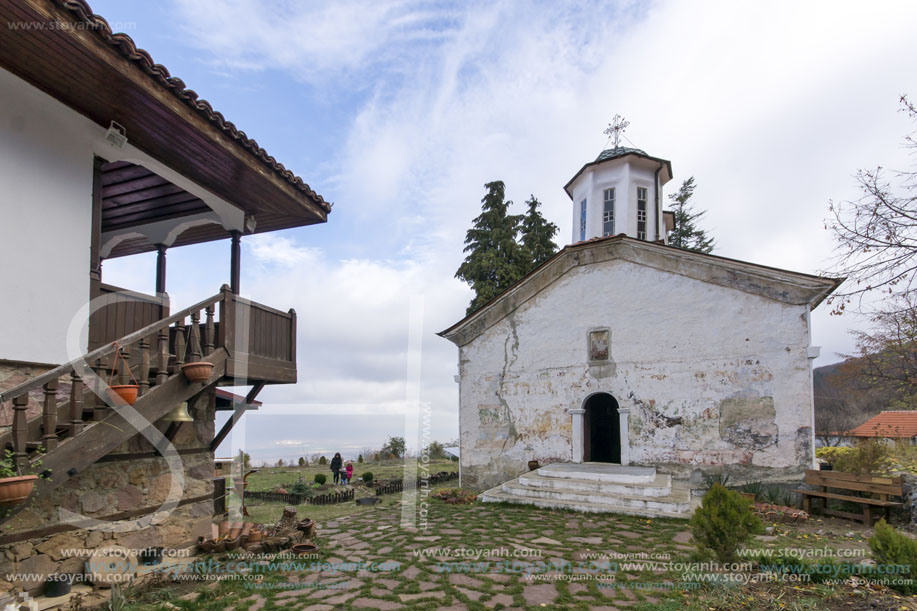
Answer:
[
  {"left": 330, "top": 452, "right": 342, "bottom": 485},
  {"left": 345, "top": 461, "right": 354, "bottom": 485}
]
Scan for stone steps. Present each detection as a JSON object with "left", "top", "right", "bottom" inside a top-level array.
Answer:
[
  {"left": 537, "top": 462, "right": 657, "bottom": 484},
  {"left": 518, "top": 471, "right": 672, "bottom": 497},
  {"left": 480, "top": 463, "right": 694, "bottom": 519}
]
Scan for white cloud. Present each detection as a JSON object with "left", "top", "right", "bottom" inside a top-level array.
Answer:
[{"left": 107, "top": 0, "right": 917, "bottom": 459}]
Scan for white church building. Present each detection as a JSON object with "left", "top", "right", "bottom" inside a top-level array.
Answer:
[{"left": 439, "top": 138, "right": 840, "bottom": 515}]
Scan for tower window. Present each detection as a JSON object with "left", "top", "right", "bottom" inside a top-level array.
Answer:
[
  {"left": 602, "top": 188, "right": 615, "bottom": 237},
  {"left": 637, "top": 187, "right": 647, "bottom": 240},
  {"left": 580, "top": 199, "right": 587, "bottom": 241}
]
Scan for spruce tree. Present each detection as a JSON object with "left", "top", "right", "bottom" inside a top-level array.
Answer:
[
  {"left": 520, "top": 196, "right": 558, "bottom": 274},
  {"left": 667, "top": 177, "right": 715, "bottom": 254},
  {"left": 455, "top": 181, "right": 526, "bottom": 314}
]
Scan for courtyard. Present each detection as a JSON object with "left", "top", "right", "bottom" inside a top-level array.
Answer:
[{"left": 111, "top": 491, "right": 916, "bottom": 611}]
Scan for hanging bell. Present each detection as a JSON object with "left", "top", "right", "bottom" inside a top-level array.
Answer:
[{"left": 163, "top": 402, "right": 193, "bottom": 423}]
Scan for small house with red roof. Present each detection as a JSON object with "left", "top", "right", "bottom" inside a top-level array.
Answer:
[{"left": 846, "top": 411, "right": 917, "bottom": 444}]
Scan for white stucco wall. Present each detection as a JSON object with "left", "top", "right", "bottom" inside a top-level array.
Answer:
[
  {"left": 457, "top": 258, "right": 816, "bottom": 490},
  {"left": 0, "top": 67, "right": 242, "bottom": 365},
  {"left": 0, "top": 68, "right": 97, "bottom": 364},
  {"left": 568, "top": 159, "right": 663, "bottom": 244}
]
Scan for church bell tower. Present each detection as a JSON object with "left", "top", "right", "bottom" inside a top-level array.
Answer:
[{"left": 564, "top": 116, "right": 674, "bottom": 245}]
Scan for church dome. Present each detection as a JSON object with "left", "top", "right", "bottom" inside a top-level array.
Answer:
[{"left": 595, "top": 146, "right": 649, "bottom": 162}]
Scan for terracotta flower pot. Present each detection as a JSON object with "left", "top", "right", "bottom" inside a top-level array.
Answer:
[
  {"left": 247, "top": 528, "right": 262, "bottom": 544},
  {"left": 182, "top": 362, "right": 214, "bottom": 383},
  {"left": 218, "top": 520, "right": 231, "bottom": 537},
  {"left": 229, "top": 522, "right": 243, "bottom": 539},
  {"left": 241, "top": 522, "right": 254, "bottom": 538},
  {"left": 0, "top": 475, "right": 38, "bottom": 505},
  {"left": 107, "top": 384, "right": 139, "bottom": 406},
  {"left": 291, "top": 542, "right": 319, "bottom": 556}
]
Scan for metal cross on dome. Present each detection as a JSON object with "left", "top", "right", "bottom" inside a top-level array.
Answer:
[{"left": 603, "top": 114, "right": 630, "bottom": 148}]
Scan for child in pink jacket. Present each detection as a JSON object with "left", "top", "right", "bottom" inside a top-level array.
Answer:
[{"left": 345, "top": 462, "right": 354, "bottom": 484}]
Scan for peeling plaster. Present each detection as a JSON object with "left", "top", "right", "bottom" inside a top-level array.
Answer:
[{"left": 452, "top": 258, "right": 821, "bottom": 490}]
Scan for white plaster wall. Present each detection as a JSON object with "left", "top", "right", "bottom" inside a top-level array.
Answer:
[
  {"left": 0, "top": 68, "right": 242, "bottom": 365},
  {"left": 458, "top": 259, "right": 815, "bottom": 490},
  {"left": 0, "top": 69, "right": 96, "bottom": 364},
  {"left": 568, "top": 160, "right": 662, "bottom": 244}
]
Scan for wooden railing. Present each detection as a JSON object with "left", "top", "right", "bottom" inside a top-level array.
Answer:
[
  {"left": 0, "top": 285, "right": 299, "bottom": 473},
  {"left": 220, "top": 291, "right": 297, "bottom": 384},
  {"left": 0, "top": 291, "right": 223, "bottom": 472},
  {"left": 88, "top": 283, "right": 170, "bottom": 350}
]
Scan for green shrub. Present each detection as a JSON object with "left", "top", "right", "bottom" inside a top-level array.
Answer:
[
  {"left": 815, "top": 446, "right": 855, "bottom": 464},
  {"left": 740, "top": 480, "right": 765, "bottom": 501},
  {"left": 818, "top": 440, "right": 890, "bottom": 474},
  {"left": 314, "top": 473, "right": 327, "bottom": 485},
  {"left": 290, "top": 481, "right": 313, "bottom": 496},
  {"left": 702, "top": 471, "right": 730, "bottom": 490},
  {"left": 362, "top": 472, "right": 374, "bottom": 484},
  {"left": 869, "top": 519, "right": 917, "bottom": 594},
  {"left": 358, "top": 454, "right": 364, "bottom": 463},
  {"left": 318, "top": 456, "right": 328, "bottom": 465},
  {"left": 690, "top": 483, "right": 763, "bottom": 563}
]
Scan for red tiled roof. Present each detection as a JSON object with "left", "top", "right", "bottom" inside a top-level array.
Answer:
[
  {"left": 847, "top": 411, "right": 917, "bottom": 438},
  {"left": 58, "top": 0, "right": 330, "bottom": 213}
]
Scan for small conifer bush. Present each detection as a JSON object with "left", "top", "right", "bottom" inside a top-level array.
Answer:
[
  {"left": 358, "top": 454, "right": 364, "bottom": 463},
  {"left": 869, "top": 519, "right": 917, "bottom": 594},
  {"left": 313, "top": 473, "right": 327, "bottom": 485},
  {"left": 318, "top": 456, "right": 328, "bottom": 465},
  {"left": 362, "top": 472, "right": 374, "bottom": 484},
  {"left": 690, "top": 483, "right": 763, "bottom": 563}
]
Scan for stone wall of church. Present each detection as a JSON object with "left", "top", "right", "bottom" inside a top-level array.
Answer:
[{"left": 457, "top": 257, "right": 818, "bottom": 491}]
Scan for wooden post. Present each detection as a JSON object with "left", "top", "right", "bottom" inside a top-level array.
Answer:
[
  {"left": 204, "top": 305, "right": 215, "bottom": 356},
  {"left": 289, "top": 309, "right": 297, "bottom": 363},
  {"left": 118, "top": 346, "right": 131, "bottom": 385},
  {"left": 138, "top": 338, "right": 150, "bottom": 396},
  {"left": 218, "top": 284, "right": 235, "bottom": 354},
  {"left": 93, "top": 357, "right": 108, "bottom": 421},
  {"left": 230, "top": 231, "right": 241, "bottom": 295},
  {"left": 12, "top": 395, "right": 29, "bottom": 472},
  {"left": 189, "top": 311, "right": 202, "bottom": 362},
  {"left": 68, "top": 372, "right": 84, "bottom": 437},
  {"left": 155, "top": 244, "right": 167, "bottom": 295},
  {"left": 156, "top": 328, "right": 169, "bottom": 386},
  {"left": 41, "top": 380, "right": 59, "bottom": 451},
  {"left": 173, "top": 319, "right": 186, "bottom": 372}
]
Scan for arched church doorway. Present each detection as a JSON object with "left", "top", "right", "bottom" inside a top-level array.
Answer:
[{"left": 583, "top": 393, "right": 621, "bottom": 463}]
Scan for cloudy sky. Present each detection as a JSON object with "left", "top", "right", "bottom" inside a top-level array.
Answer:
[{"left": 93, "top": 0, "right": 917, "bottom": 464}]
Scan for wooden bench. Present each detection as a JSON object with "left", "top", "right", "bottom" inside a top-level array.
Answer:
[{"left": 794, "top": 469, "right": 903, "bottom": 525}]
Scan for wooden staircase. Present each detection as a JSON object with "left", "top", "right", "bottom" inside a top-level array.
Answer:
[{"left": 0, "top": 285, "right": 294, "bottom": 521}]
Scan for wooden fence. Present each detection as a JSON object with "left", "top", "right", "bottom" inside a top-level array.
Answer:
[
  {"left": 244, "top": 488, "right": 354, "bottom": 506},
  {"left": 375, "top": 471, "right": 458, "bottom": 496}
]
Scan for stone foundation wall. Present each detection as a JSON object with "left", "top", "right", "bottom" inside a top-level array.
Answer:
[{"left": 0, "top": 385, "right": 218, "bottom": 595}]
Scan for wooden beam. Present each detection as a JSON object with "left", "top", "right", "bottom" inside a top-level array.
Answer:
[
  {"left": 89, "top": 156, "right": 105, "bottom": 284},
  {"left": 210, "top": 381, "right": 264, "bottom": 452},
  {"left": 155, "top": 244, "right": 167, "bottom": 295},
  {"left": 230, "top": 231, "right": 241, "bottom": 295}
]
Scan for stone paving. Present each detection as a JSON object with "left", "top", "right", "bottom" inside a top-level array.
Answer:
[{"left": 167, "top": 498, "right": 693, "bottom": 610}]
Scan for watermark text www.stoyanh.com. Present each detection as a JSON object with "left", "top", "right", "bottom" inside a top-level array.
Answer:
[{"left": 8, "top": 20, "right": 136, "bottom": 31}]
